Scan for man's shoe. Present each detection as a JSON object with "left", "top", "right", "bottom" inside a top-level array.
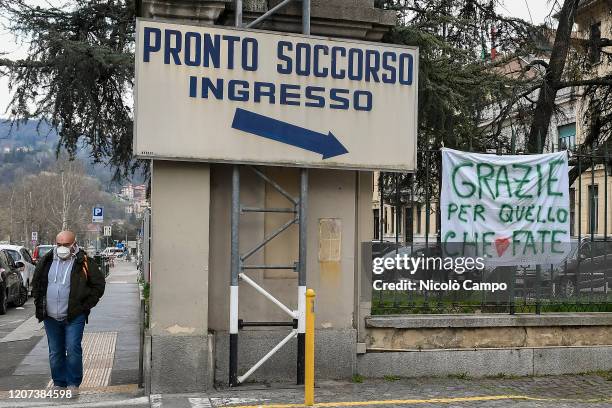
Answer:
[{"left": 67, "top": 386, "right": 79, "bottom": 398}]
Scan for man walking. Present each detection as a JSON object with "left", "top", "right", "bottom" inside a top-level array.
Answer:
[{"left": 32, "top": 231, "right": 106, "bottom": 397}]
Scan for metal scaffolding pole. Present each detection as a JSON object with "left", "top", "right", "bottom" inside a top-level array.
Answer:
[
  {"left": 297, "top": 168, "right": 308, "bottom": 385},
  {"left": 230, "top": 0, "right": 242, "bottom": 387},
  {"left": 246, "top": 0, "right": 294, "bottom": 29},
  {"left": 229, "top": 165, "right": 240, "bottom": 387},
  {"left": 235, "top": 0, "right": 242, "bottom": 27},
  {"left": 297, "top": 2, "right": 310, "bottom": 385},
  {"left": 303, "top": 0, "right": 311, "bottom": 35},
  {"left": 229, "top": 0, "right": 311, "bottom": 387}
]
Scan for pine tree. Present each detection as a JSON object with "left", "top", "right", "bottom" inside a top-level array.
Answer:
[{"left": 0, "top": 0, "right": 135, "bottom": 179}]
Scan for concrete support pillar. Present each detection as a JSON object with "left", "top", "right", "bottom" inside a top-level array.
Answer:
[
  {"left": 141, "top": 0, "right": 232, "bottom": 394},
  {"left": 149, "top": 160, "right": 213, "bottom": 392}
]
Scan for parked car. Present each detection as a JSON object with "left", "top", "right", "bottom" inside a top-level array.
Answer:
[
  {"left": 0, "top": 249, "right": 28, "bottom": 314},
  {"left": 32, "top": 244, "right": 54, "bottom": 263},
  {"left": 101, "top": 247, "right": 124, "bottom": 258},
  {"left": 0, "top": 245, "right": 36, "bottom": 296},
  {"left": 514, "top": 238, "right": 612, "bottom": 298}
]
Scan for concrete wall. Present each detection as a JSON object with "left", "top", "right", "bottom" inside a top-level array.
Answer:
[
  {"left": 208, "top": 165, "right": 371, "bottom": 384},
  {"left": 357, "top": 346, "right": 612, "bottom": 378},
  {"left": 367, "top": 326, "right": 612, "bottom": 349},
  {"left": 359, "top": 313, "right": 612, "bottom": 378},
  {"left": 150, "top": 160, "right": 211, "bottom": 336},
  {"left": 365, "top": 314, "right": 612, "bottom": 350},
  {"left": 215, "top": 329, "right": 356, "bottom": 384},
  {"left": 149, "top": 162, "right": 372, "bottom": 388},
  {"left": 149, "top": 160, "right": 213, "bottom": 392},
  {"left": 208, "top": 166, "right": 372, "bottom": 330}
]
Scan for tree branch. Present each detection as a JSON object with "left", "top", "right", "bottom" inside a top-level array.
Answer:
[{"left": 556, "top": 77, "right": 612, "bottom": 88}]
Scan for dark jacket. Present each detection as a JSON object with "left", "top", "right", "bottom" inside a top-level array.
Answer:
[{"left": 32, "top": 249, "right": 106, "bottom": 323}]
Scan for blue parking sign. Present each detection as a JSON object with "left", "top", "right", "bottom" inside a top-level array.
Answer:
[{"left": 92, "top": 206, "right": 104, "bottom": 223}]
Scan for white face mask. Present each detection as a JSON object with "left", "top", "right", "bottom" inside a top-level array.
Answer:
[{"left": 56, "top": 245, "right": 72, "bottom": 260}]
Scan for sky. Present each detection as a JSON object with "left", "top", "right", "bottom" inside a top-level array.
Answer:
[
  {"left": 500, "top": 0, "right": 553, "bottom": 25},
  {"left": 0, "top": 1, "right": 554, "bottom": 117}
]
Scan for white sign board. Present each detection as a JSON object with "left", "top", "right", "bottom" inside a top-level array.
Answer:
[
  {"left": 441, "top": 148, "right": 570, "bottom": 266},
  {"left": 104, "top": 226, "right": 112, "bottom": 237},
  {"left": 134, "top": 19, "right": 418, "bottom": 171},
  {"left": 92, "top": 207, "right": 104, "bottom": 223},
  {"left": 31, "top": 231, "right": 38, "bottom": 242}
]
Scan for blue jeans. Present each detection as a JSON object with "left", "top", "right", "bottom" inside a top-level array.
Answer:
[{"left": 44, "top": 314, "right": 86, "bottom": 387}]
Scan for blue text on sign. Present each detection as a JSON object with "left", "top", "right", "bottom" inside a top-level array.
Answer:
[{"left": 141, "top": 27, "right": 414, "bottom": 112}]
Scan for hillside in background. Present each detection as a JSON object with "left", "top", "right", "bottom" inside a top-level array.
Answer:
[
  {"left": 0, "top": 120, "right": 147, "bottom": 245},
  {"left": 0, "top": 120, "right": 142, "bottom": 189},
  {"left": 0, "top": 120, "right": 57, "bottom": 146}
]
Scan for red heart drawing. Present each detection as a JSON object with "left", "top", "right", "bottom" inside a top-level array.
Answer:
[{"left": 495, "top": 237, "right": 511, "bottom": 257}]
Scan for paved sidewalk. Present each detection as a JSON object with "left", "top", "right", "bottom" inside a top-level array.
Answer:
[
  {"left": 156, "top": 374, "right": 612, "bottom": 408},
  {"left": 2, "top": 374, "right": 612, "bottom": 408},
  {"left": 0, "top": 259, "right": 141, "bottom": 397}
]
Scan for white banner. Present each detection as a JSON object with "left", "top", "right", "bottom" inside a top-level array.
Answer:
[{"left": 441, "top": 148, "right": 570, "bottom": 266}]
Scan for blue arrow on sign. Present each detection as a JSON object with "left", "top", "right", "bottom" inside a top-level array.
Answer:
[{"left": 231, "top": 108, "right": 349, "bottom": 159}]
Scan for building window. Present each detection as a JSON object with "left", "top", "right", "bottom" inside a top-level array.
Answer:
[
  {"left": 588, "top": 185, "right": 598, "bottom": 234},
  {"left": 590, "top": 22, "right": 601, "bottom": 64},
  {"left": 558, "top": 123, "right": 576, "bottom": 150},
  {"left": 416, "top": 205, "right": 422, "bottom": 235},
  {"left": 373, "top": 209, "right": 380, "bottom": 240},
  {"left": 391, "top": 207, "right": 395, "bottom": 235}
]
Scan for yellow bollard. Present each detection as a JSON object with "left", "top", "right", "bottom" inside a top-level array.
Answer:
[{"left": 305, "top": 289, "right": 316, "bottom": 406}]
